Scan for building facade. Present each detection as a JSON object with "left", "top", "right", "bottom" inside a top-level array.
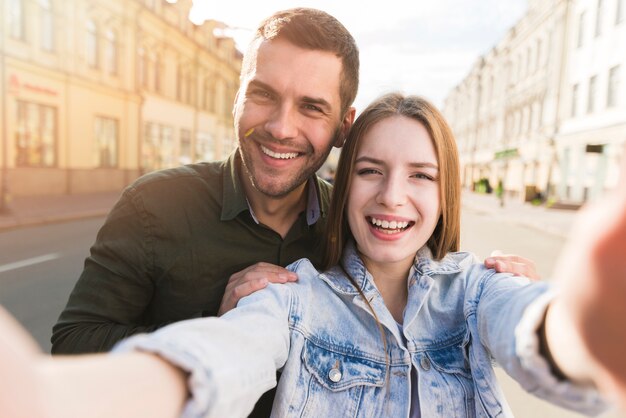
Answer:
[
  {"left": 444, "top": 0, "right": 625, "bottom": 204},
  {"left": 0, "top": 0, "right": 241, "bottom": 197},
  {"left": 556, "top": 0, "right": 625, "bottom": 202}
]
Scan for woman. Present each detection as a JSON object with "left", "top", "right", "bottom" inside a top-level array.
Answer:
[{"left": 1, "top": 93, "right": 624, "bottom": 418}]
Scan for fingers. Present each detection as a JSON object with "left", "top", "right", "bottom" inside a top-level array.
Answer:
[
  {"left": 218, "top": 263, "right": 298, "bottom": 315},
  {"left": 484, "top": 253, "right": 540, "bottom": 281}
]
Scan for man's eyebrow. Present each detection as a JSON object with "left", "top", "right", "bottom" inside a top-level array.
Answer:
[
  {"left": 355, "top": 156, "right": 439, "bottom": 169},
  {"left": 247, "top": 80, "right": 276, "bottom": 94}
]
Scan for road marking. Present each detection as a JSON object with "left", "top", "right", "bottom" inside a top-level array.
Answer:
[{"left": 0, "top": 253, "right": 61, "bottom": 274}]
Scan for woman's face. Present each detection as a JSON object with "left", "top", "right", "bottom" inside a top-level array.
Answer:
[{"left": 347, "top": 115, "right": 441, "bottom": 274}]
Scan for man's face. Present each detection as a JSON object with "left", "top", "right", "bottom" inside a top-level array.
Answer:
[{"left": 233, "top": 38, "right": 353, "bottom": 198}]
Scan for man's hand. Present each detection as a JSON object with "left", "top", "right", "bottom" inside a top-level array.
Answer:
[
  {"left": 484, "top": 250, "right": 540, "bottom": 280},
  {"left": 218, "top": 262, "right": 298, "bottom": 315}
]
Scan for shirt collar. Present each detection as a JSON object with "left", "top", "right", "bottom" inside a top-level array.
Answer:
[{"left": 221, "top": 149, "right": 322, "bottom": 225}]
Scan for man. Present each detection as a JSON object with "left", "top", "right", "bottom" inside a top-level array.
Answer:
[{"left": 52, "top": 7, "right": 534, "bottom": 417}]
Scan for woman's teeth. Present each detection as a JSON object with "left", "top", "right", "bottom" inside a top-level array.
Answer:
[{"left": 369, "top": 217, "right": 410, "bottom": 230}]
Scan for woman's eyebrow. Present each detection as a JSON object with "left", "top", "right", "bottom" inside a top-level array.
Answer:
[{"left": 355, "top": 156, "right": 438, "bottom": 170}]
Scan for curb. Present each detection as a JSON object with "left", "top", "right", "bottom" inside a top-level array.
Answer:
[{"left": 0, "top": 209, "right": 110, "bottom": 232}]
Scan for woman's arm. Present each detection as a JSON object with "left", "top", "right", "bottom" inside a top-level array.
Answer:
[
  {"left": 1, "top": 267, "right": 295, "bottom": 418},
  {"left": 544, "top": 152, "right": 626, "bottom": 409},
  {"left": 0, "top": 306, "right": 187, "bottom": 418}
]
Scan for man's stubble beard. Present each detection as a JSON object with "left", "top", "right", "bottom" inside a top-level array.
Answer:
[{"left": 239, "top": 129, "right": 341, "bottom": 199}]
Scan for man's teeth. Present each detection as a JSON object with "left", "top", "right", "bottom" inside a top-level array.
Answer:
[
  {"left": 261, "top": 145, "right": 298, "bottom": 160},
  {"left": 370, "top": 217, "right": 410, "bottom": 230}
]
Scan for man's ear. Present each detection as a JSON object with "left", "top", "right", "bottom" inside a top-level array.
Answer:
[{"left": 335, "top": 106, "right": 356, "bottom": 148}]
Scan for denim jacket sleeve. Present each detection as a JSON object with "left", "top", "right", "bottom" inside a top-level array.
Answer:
[
  {"left": 463, "top": 263, "right": 608, "bottom": 416},
  {"left": 51, "top": 186, "right": 167, "bottom": 354},
  {"left": 113, "top": 280, "right": 293, "bottom": 418}
]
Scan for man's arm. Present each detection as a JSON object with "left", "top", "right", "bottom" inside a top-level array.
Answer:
[
  {"left": 218, "top": 262, "right": 298, "bottom": 315},
  {"left": 51, "top": 188, "right": 165, "bottom": 354}
]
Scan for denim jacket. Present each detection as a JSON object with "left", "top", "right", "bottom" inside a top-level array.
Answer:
[{"left": 115, "top": 241, "right": 607, "bottom": 418}]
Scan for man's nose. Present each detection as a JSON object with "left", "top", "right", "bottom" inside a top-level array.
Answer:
[{"left": 265, "top": 104, "right": 298, "bottom": 140}]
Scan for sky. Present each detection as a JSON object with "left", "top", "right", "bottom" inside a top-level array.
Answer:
[{"left": 189, "top": 0, "right": 528, "bottom": 110}]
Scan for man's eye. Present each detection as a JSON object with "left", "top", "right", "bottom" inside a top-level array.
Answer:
[
  {"left": 303, "top": 104, "right": 323, "bottom": 113},
  {"left": 251, "top": 89, "right": 272, "bottom": 99}
]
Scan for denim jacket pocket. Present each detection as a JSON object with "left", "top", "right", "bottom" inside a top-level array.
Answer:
[
  {"left": 295, "top": 339, "right": 386, "bottom": 417},
  {"left": 421, "top": 340, "right": 477, "bottom": 418}
]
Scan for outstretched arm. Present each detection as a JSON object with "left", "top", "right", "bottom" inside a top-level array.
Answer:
[
  {"left": 0, "top": 306, "right": 187, "bottom": 418},
  {"left": 545, "top": 150, "right": 626, "bottom": 409}
]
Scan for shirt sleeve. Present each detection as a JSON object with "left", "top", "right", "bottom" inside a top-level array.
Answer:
[
  {"left": 112, "top": 281, "right": 292, "bottom": 418},
  {"left": 51, "top": 186, "right": 166, "bottom": 354}
]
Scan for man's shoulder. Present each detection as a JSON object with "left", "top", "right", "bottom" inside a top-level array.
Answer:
[{"left": 314, "top": 175, "right": 334, "bottom": 211}]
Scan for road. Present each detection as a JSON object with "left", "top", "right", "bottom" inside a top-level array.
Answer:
[
  {"left": 0, "top": 217, "right": 102, "bottom": 352},
  {"left": 0, "top": 210, "right": 623, "bottom": 417}
]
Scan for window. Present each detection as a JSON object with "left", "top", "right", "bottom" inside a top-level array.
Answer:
[
  {"left": 571, "top": 83, "right": 579, "bottom": 117},
  {"left": 176, "top": 65, "right": 183, "bottom": 101},
  {"left": 143, "top": 123, "right": 175, "bottom": 171},
  {"left": 179, "top": 129, "right": 192, "bottom": 165},
  {"left": 138, "top": 47, "right": 148, "bottom": 88},
  {"left": 535, "top": 39, "right": 542, "bottom": 72},
  {"left": 587, "top": 75, "right": 597, "bottom": 113},
  {"left": 155, "top": 54, "right": 162, "bottom": 92},
  {"left": 8, "top": 0, "right": 25, "bottom": 40},
  {"left": 195, "top": 132, "right": 214, "bottom": 162},
  {"left": 86, "top": 20, "right": 99, "bottom": 68},
  {"left": 15, "top": 101, "right": 57, "bottom": 167},
  {"left": 94, "top": 117, "right": 118, "bottom": 167},
  {"left": 595, "top": 0, "right": 604, "bottom": 37},
  {"left": 577, "top": 12, "right": 586, "bottom": 47},
  {"left": 105, "top": 29, "right": 118, "bottom": 75},
  {"left": 618, "top": 0, "right": 625, "bottom": 24},
  {"left": 607, "top": 65, "right": 620, "bottom": 107},
  {"left": 40, "top": 0, "right": 54, "bottom": 51}
]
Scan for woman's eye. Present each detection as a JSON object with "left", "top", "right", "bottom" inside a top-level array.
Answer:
[
  {"left": 412, "top": 173, "right": 435, "bottom": 181},
  {"left": 357, "top": 168, "right": 381, "bottom": 176}
]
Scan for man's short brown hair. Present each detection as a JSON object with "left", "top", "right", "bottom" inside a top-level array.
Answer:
[{"left": 242, "top": 8, "right": 359, "bottom": 115}]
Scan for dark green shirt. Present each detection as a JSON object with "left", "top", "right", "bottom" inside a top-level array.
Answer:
[{"left": 52, "top": 151, "right": 332, "bottom": 415}]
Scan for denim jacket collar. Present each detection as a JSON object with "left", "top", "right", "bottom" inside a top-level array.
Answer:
[{"left": 319, "top": 240, "right": 464, "bottom": 296}]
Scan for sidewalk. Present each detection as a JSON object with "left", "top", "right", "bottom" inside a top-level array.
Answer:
[
  {"left": 0, "top": 191, "right": 122, "bottom": 231},
  {"left": 462, "top": 190, "right": 578, "bottom": 239},
  {"left": 0, "top": 189, "right": 580, "bottom": 237}
]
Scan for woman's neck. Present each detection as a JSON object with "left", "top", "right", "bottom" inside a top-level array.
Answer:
[{"left": 363, "top": 259, "right": 412, "bottom": 324}]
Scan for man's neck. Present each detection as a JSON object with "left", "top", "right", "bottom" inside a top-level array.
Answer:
[{"left": 242, "top": 175, "right": 309, "bottom": 239}]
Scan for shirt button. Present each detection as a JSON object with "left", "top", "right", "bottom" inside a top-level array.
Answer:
[
  {"left": 419, "top": 357, "right": 431, "bottom": 371},
  {"left": 328, "top": 367, "right": 342, "bottom": 383}
]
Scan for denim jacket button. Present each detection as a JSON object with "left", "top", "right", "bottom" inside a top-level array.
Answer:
[
  {"left": 419, "top": 357, "right": 431, "bottom": 371},
  {"left": 328, "top": 368, "right": 342, "bottom": 383}
]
